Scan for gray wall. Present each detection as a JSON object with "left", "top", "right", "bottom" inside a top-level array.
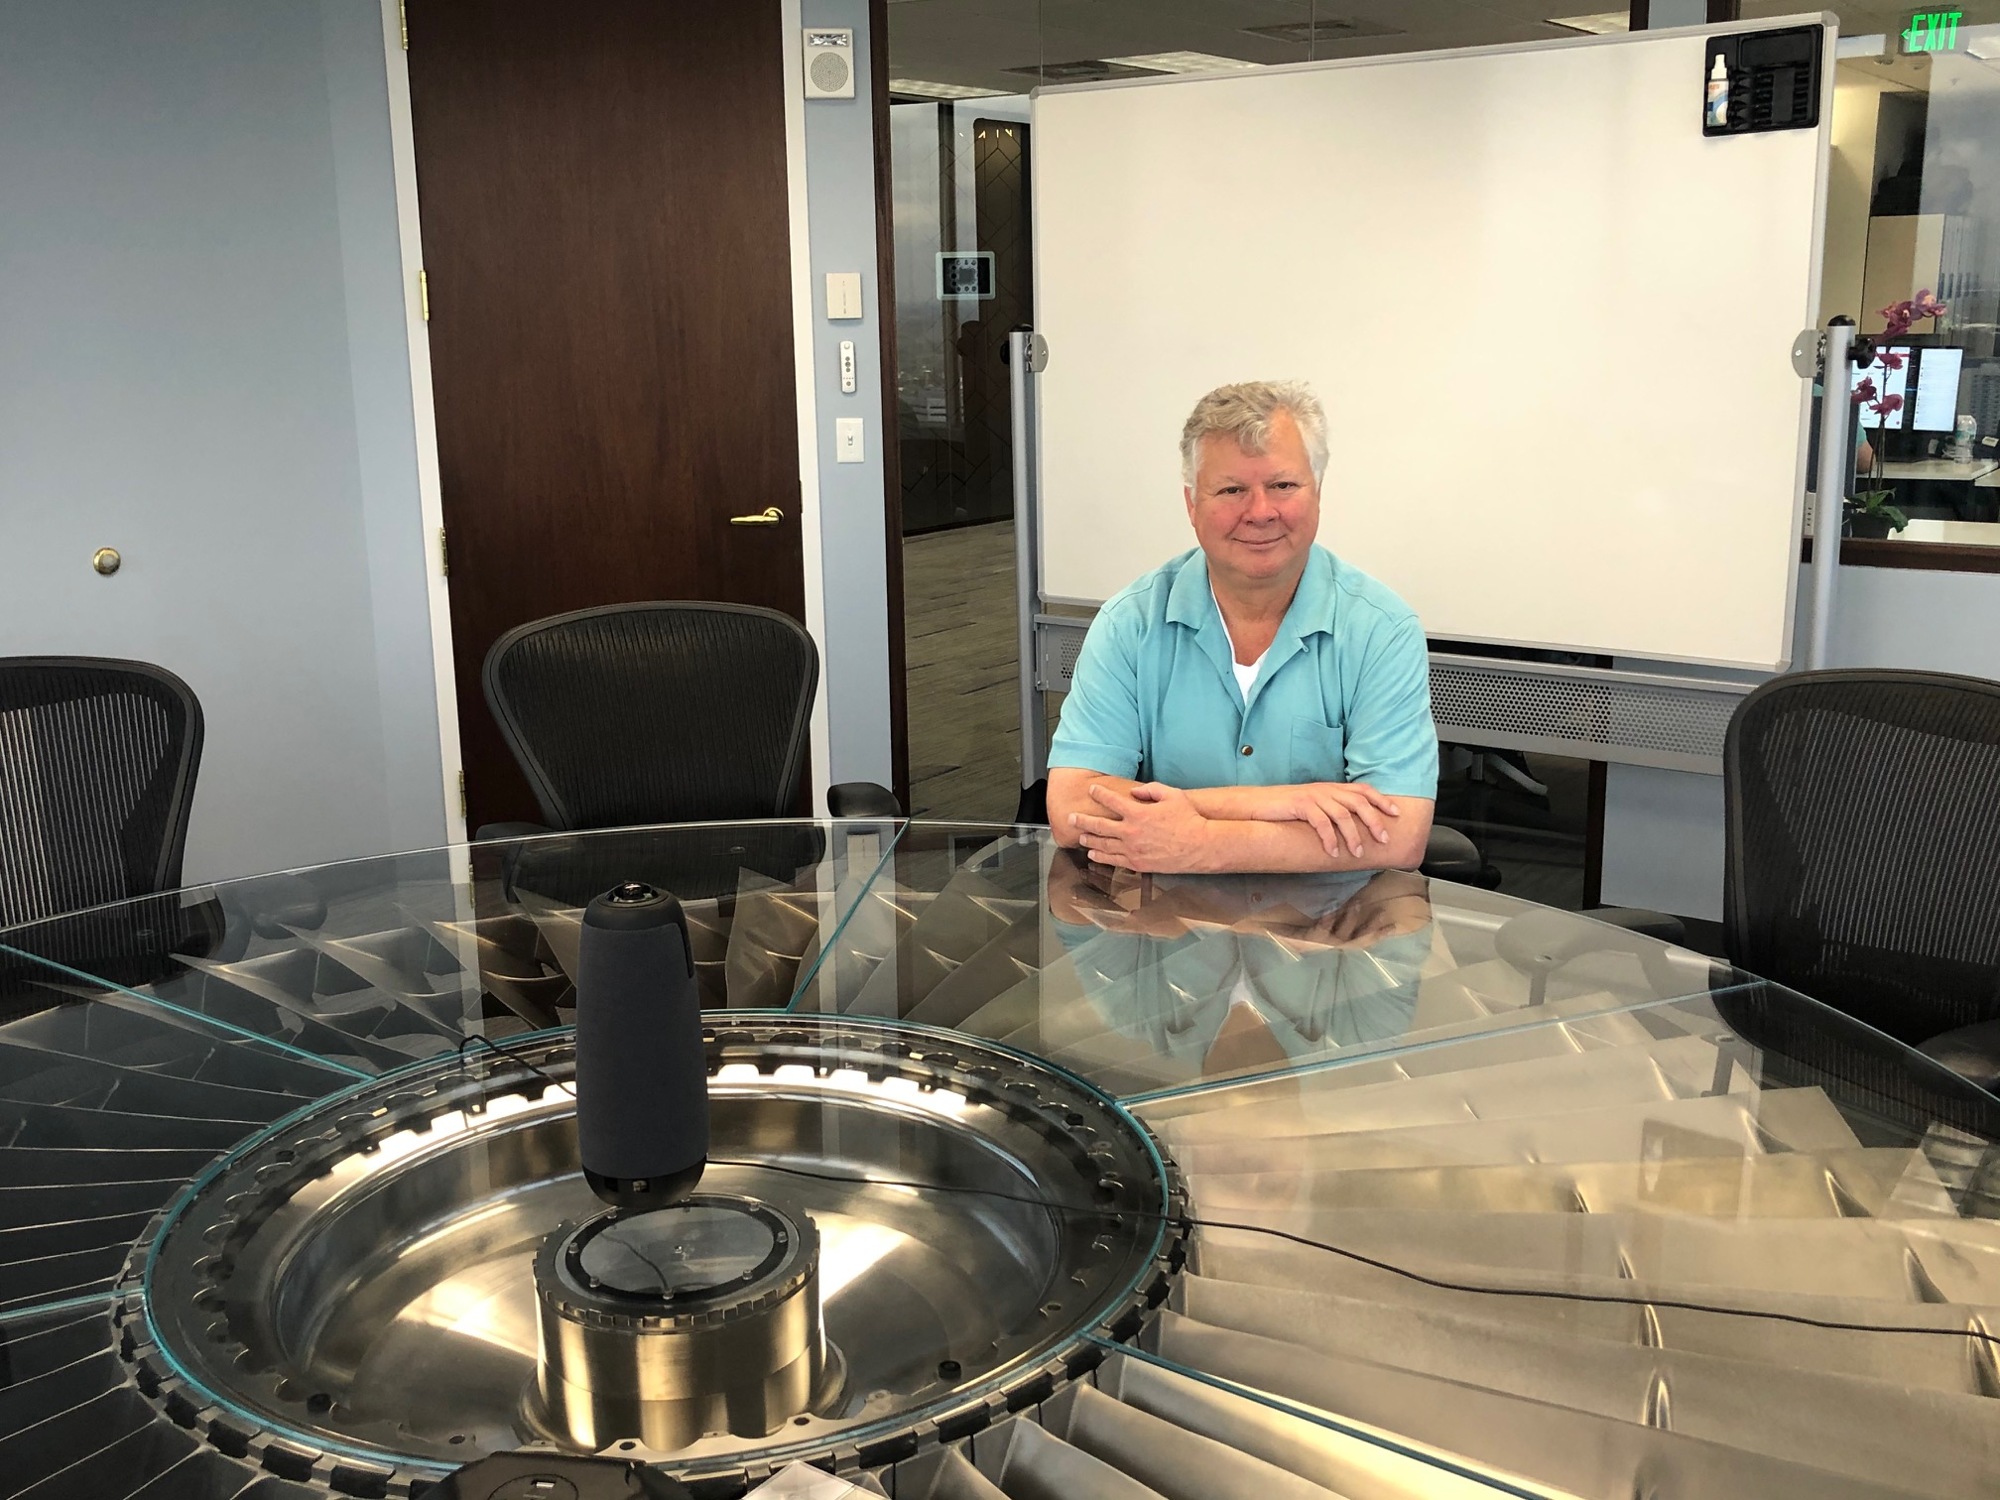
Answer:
[
  {"left": 0, "top": 0, "right": 446, "bottom": 882},
  {"left": 802, "top": 0, "right": 895, "bottom": 790},
  {"left": 1599, "top": 562, "right": 2000, "bottom": 920}
]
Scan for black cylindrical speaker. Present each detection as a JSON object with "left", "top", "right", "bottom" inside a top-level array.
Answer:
[{"left": 576, "top": 881, "right": 707, "bottom": 1210}]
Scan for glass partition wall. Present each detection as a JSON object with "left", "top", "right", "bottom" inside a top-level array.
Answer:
[
  {"left": 884, "top": 2, "right": 1641, "bottom": 878},
  {"left": 1832, "top": 8, "right": 2000, "bottom": 548},
  {"left": 1762, "top": 2, "right": 2000, "bottom": 548},
  {"left": 886, "top": 1, "right": 2000, "bottom": 849},
  {"left": 889, "top": 96, "right": 1035, "bottom": 820}
]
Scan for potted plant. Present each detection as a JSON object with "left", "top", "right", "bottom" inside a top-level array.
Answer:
[
  {"left": 1845, "top": 487, "right": 1907, "bottom": 539},
  {"left": 1845, "top": 290, "right": 1947, "bottom": 539}
]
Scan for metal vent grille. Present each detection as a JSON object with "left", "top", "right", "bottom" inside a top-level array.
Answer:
[
  {"left": 1036, "top": 616, "right": 1089, "bottom": 693},
  {"left": 1431, "top": 656, "right": 1750, "bottom": 773}
]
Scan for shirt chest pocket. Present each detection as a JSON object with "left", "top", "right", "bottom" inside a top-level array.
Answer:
[{"left": 1289, "top": 716, "right": 1346, "bottom": 783}]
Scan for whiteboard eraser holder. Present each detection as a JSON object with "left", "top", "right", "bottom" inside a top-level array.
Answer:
[{"left": 1702, "top": 25, "right": 1823, "bottom": 137}]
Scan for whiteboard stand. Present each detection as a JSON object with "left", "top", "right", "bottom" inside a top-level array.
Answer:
[
  {"left": 1805, "top": 320, "right": 1858, "bottom": 670},
  {"left": 1008, "top": 329, "right": 1050, "bottom": 823}
]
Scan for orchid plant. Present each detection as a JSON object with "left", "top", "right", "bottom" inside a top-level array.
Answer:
[{"left": 1848, "top": 289, "right": 1949, "bottom": 535}]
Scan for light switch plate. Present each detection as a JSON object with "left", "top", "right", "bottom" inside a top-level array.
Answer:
[
  {"left": 835, "top": 417, "right": 864, "bottom": 463},
  {"left": 825, "top": 272, "right": 863, "bottom": 320}
]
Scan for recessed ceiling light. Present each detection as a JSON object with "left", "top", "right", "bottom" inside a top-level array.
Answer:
[
  {"left": 1102, "top": 52, "right": 1262, "bottom": 75},
  {"left": 1242, "top": 20, "right": 1403, "bottom": 45},
  {"left": 1547, "top": 12, "right": 1630, "bottom": 35},
  {"left": 1005, "top": 59, "right": 1167, "bottom": 82},
  {"left": 888, "top": 78, "right": 1007, "bottom": 99}
]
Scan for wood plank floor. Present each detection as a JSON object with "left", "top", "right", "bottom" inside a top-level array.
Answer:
[{"left": 902, "top": 520, "right": 1026, "bottom": 820}]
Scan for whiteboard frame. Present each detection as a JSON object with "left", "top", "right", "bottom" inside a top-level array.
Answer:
[{"left": 1026, "top": 15, "right": 1837, "bottom": 674}]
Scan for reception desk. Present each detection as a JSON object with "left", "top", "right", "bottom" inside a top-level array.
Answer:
[{"left": 2, "top": 822, "right": 1996, "bottom": 1499}]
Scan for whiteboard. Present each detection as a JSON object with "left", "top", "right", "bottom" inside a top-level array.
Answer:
[{"left": 1032, "top": 21, "right": 1834, "bottom": 670}]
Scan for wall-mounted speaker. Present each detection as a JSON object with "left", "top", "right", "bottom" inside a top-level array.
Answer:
[{"left": 803, "top": 28, "right": 855, "bottom": 100}]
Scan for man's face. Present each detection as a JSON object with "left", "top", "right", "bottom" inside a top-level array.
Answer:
[{"left": 1184, "top": 411, "right": 1321, "bottom": 589}]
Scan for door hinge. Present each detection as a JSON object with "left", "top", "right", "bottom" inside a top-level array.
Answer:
[
  {"left": 439, "top": 525, "right": 449, "bottom": 577},
  {"left": 399, "top": 0, "right": 409, "bottom": 49},
  {"left": 457, "top": 770, "right": 467, "bottom": 821},
  {"left": 418, "top": 268, "right": 430, "bottom": 322}
]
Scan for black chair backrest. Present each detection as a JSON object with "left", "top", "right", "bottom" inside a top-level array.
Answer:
[
  {"left": 483, "top": 602, "right": 818, "bottom": 831},
  {"left": 1725, "top": 668, "right": 2000, "bottom": 1047},
  {"left": 0, "top": 657, "right": 203, "bottom": 929}
]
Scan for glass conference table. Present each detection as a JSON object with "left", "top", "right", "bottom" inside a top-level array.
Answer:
[{"left": 4, "top": 820, "right": 1999, "bottom": 1500}]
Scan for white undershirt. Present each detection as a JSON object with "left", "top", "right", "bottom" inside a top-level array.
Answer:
[
  {"left": 1214, "top": 587, "right": 1266, "bottom": 700},
  {"left": 1216, "top": 586, "right": 1265, "bottom": 1017}
]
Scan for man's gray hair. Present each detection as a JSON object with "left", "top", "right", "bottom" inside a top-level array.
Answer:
[{"left": 1179, "top": 381, "right": 1330, "bottom": 489}]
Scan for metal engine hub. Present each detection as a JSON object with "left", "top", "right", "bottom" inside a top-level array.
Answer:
[
  {"left": 113, "top": 1016, "right": 1185, "bottom": 1496},
  {"left": 533, "top": 1196, "right": 825, "bottom": 1452}
]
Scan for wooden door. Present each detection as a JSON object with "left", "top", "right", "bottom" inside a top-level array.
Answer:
[{"left": 406, "top": 0, "right": 806, "bottom": 830}]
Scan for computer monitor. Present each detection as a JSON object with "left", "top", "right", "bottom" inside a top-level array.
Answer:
[
  {"left": 1852, "top": 346, "right": 1911, "bottom": 429},
  {"left": 1910, "top": 346, "right": 1965, "bottom": 433}
]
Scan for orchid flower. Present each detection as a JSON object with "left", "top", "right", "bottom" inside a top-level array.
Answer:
[
  {"left": 1870, "top": 392, "right": 1904, "bottom": 418},
  {"left": 1852, "top": 376, "right": 1878, "bottom": 404},
  {"left": 1878, "top": 289, "right": 1948, "bottom": 337}
]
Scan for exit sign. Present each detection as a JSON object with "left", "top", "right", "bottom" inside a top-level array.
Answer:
[{"left": 1903, "top": 9, "right": 1964, "bottom": 52}]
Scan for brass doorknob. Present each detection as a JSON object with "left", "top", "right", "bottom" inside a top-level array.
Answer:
[
  {"left": 729, "top": 507, "right": 785, "bottom": 527},
  {"left": 92, "top": 547, "right": 122, "bottom": 576}
]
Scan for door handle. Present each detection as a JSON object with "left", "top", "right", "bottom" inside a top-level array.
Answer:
[{"left": 729, "top": 507, "right": 785, "bottom": 527}]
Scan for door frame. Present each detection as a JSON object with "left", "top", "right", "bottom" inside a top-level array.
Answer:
[
  {"left": 780, "top": 0, "right": 834, "bottom": 809},
  {"left": 378, "top": 0, "right": 854, "bottom": 826},
  {"left": 378, "top": 0, "right": 466, "bottom": 846},
  {"left": 869, "top": 0, "right": 910, "bottom": 803}
]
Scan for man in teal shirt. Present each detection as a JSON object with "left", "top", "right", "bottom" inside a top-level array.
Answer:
[{"left": 1051, "top": 380, "right": 1437, "bottom": 875}]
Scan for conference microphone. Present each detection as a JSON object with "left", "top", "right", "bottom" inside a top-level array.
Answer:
[{"left": 575, "top": 881, "right": 707, "bottom": 1210}]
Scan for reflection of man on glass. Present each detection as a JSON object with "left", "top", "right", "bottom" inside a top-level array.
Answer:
[
  {"left": 1050, "top": 382, "right": 1437, "bottom": 874},
  {"left": 1044, "top": 853, "right": 1435, "bottom": 1088}
]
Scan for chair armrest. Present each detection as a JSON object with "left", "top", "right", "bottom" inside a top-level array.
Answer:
[
  {"left": 1492, "top": 903, "right": 1719, "bottom": 1009},
  {"left": 1419, "top": 825, "right": 1486, "bottom": 883},
  {"left": 1582, "top": 905, "right": 1687, "bottom": 947},
  {"left": 475, "top": 821, "right": 555, "bottom": 842},
  {"left": 827, "top": 782, "right": 902, "bottom": 819},
  {"left": 1918, "top": 1020, "right": 2000, "bottom": 1093},
  {"left": 236, "top": 872, "right": 330, "bottom": 940}
]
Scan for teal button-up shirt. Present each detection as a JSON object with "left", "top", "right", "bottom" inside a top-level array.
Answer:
[{"left": 1049, "top": 545, "right": 1438, "bottom": 799}]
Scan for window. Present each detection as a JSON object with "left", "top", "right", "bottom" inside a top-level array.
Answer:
[{"left": 1776, "top": 4, "right": 2000, "bottom": 551}]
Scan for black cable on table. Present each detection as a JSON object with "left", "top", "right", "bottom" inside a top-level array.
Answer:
[
  {"left": 456, "top": 1028, "right": 2000, "bottom": 1349},
  {"left": 708, "top": 1155, "right": 2000, "bottom": 1348}
]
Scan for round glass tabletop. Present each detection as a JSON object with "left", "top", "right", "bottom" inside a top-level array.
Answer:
[{"left": 2, "top": 820, "right": 1997, "bottom": 1499}]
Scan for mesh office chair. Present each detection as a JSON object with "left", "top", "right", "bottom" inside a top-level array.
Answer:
[
  {"left": 1725, "top": 669, "right": 2000, "bottom": 1088},
  {"left": 483, "top": 601, "right": 897, "bottom": 825},
  {"left": 481, "top": 602, "right": 897, "bottom": 910},
  {"left": 0, "top": 657, "right": 207, "bottom": 1000}
]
